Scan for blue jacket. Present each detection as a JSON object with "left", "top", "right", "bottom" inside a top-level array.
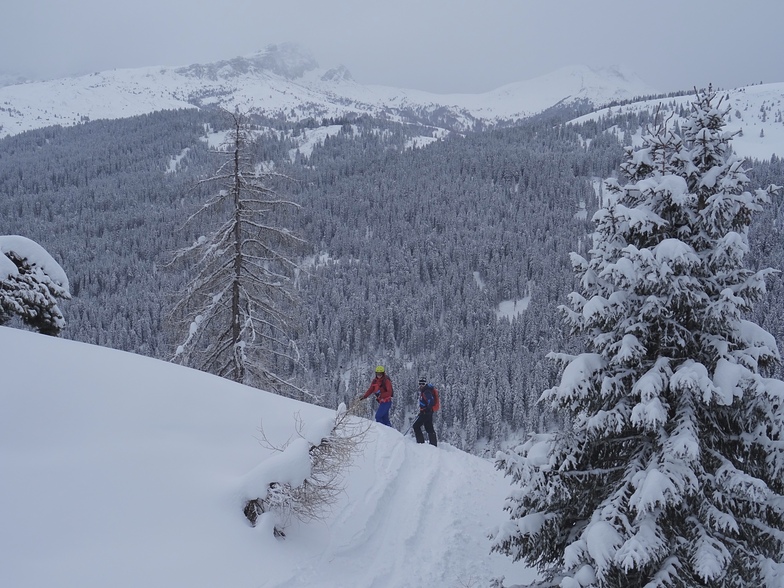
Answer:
[{"left": 419, "top": 385, "right": 436, "bottom": 413}]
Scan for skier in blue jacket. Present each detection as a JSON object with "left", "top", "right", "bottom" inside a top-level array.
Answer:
[{"left": 413, "top": 377, "right": 437, "bottom": 446}]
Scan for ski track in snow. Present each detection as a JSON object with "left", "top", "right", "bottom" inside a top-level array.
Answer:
[{"left": 264, "top": 425, "right": 514, "bottom": 588}]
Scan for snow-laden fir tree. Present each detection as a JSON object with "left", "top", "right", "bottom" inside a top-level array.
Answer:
[
  {"left": 492, "top": 89, "right": 784, "bottom": 587},
  {"left": 171, "top": 111, "right": 310, "bottom": 399},
  {"left": 0, "top": 235, "right": 70, "bottom": 335}
]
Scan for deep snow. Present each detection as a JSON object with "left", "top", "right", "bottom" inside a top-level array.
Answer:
[{"left": 0, "top": 326, "right": 535, "bottom": 587}]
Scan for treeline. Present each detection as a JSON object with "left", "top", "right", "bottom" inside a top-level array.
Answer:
[{"left": 2, "top": 104, "right": 782, "bottom": 453}]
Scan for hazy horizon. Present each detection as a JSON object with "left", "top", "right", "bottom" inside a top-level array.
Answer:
[{"left": 5, "top": 1, "right": 784, "bottom": 94}]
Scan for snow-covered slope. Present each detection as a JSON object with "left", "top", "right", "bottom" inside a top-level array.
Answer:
[
  {"left": 571, "top": 83, "right": 784, "bottom": 161},
  {"left": 0, "top": 71, "right": 28, "bottom": 88},
  {"left": 0, "top": 43, "right": 657, "bottom": 138},
  {"left": 450, "top": 64, "right": 657, "bottom": 119},
  {"left": 0, "top": 326, "right": 534, "bottom": 588}
]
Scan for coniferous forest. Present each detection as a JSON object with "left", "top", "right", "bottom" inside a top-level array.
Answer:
[{"left": 2, "top": 104, "right": 783, "bottom": 454}]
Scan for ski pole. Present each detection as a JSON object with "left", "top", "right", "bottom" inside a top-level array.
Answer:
[{"left": 402, "top": 410, "right": 419, "bottom": 436}]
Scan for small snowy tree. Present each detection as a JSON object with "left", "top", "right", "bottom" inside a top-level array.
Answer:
[
  {"left": 241, "top": 403, "right": 368, "bottom": 537},
  {"left": 0, "top": 235, "right": 70, "bottom": 336},
  {"left": 492, "top": 89, "right": 784, "bottom": 587},
  {"left": 171, "top": 111, "right": 310, "bottom": 399}
]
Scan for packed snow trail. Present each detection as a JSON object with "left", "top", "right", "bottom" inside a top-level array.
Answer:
[{"left": 257, "top": 424, "right": 533, "bottom": 587}]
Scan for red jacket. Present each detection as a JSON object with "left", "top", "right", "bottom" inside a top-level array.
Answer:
[{"left": 363, "top": 374, "right": 393, "bottom": 403}]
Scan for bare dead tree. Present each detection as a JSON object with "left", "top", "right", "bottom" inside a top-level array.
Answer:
[{"left": 170, "top": 110, "right": 314, "bottom": 400}]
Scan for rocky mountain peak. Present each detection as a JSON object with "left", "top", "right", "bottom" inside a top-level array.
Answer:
[
  {"left": 247, "top": 43, "right": 319, "bottom": 79},
  {"left": 321, "top": 65, "right": 354, "bottom": 83},
  {"left": 175, "top": 42, "right": 318, "bottom": 81}
]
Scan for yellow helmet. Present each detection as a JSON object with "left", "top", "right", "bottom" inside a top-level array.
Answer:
[{"left": 375, "top": 365, "right": 385, "bottom": 373}]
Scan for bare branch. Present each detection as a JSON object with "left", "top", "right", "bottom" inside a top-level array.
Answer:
[{"left": 243, "top": 407, "right": 370, "bottom": 534}]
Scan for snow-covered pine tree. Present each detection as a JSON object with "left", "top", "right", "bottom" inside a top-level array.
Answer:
[
  {"left": 0, "top": 235, "right": 71, "bottom": 335},
  {"left": 492, "top": 89, "right": 784, "bottom": 587},
  {"left": 171, "top": 111, "right": 311, "bottom": 399}
]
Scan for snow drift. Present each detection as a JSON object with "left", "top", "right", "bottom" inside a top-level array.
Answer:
[{"left": 0, "top": 326, "right": 533, "bottom": 587}]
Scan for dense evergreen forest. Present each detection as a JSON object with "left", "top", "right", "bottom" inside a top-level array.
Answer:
[{"left": 2, "top": 104, "right": 782, "bottom": 453}]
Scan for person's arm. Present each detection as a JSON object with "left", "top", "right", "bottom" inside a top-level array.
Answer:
[{"left": 361, "top": 379, "right": 377, "bottom": 399}]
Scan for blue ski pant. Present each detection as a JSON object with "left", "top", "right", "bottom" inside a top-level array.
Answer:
[{"left": 375, "top": 400, "right": 393, "bottom": 427}]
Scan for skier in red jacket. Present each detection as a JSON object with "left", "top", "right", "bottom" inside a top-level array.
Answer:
[{"left": 360, "top": 365, "right": 394, "bottom": 426}]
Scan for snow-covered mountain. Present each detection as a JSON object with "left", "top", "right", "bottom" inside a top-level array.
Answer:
[
  {"left": 0, "top": 71, "right": 28, "bottom": 89},
  {"left": 3, "top": 43, "right": 784, "bottom": 161},
  {"left": 570, "top": 83, "right": 784, "bottom": 161},
  {"left": 0, "top": 43, "right": 657, "bottom": 139},
  {"left": 0, "top": 326, "right": 535, "bottom": 587}
]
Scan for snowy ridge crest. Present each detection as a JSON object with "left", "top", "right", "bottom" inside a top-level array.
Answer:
[
  {"left": 570, "top": 82, "right": 784, "bottom": 161},
  {"left": 0, "top": 327, "right": 534, "bottom": 586},
  {"left": 0, "top": 50, "right": 661, "bottom": 139}
]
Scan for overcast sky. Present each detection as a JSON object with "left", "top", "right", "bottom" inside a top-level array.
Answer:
[{"left": 4, "top": 0, "right": 783, "bottom": 94}]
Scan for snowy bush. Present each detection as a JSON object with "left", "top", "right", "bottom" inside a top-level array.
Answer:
[
  {"left": 241, "top": 403, "right": 367, "bottom": 537},
  {"left": 0, "top": 235, "right": 70, "bottom": 335}
]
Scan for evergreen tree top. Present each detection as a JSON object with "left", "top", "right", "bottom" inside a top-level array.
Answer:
[{"left": 493, "top": 88, "right": 784, "bottom": 588}]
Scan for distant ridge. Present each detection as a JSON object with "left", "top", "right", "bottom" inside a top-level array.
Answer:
[
  {"left": 569, "top": 82, "right": 784, "bottom": 161},
  {"left": 0, "top": 44, "right": 659, "bottom": 138}
]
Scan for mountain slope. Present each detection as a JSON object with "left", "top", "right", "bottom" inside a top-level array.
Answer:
[
  {"left": 0, "top": 44, "right": 657, "bottom": 138},
  {"left": 570, "top": 82, "right": 784, "bottom": 161},
  {"left": 0, "top": 326, "right": 534, "bottom": 587}
]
